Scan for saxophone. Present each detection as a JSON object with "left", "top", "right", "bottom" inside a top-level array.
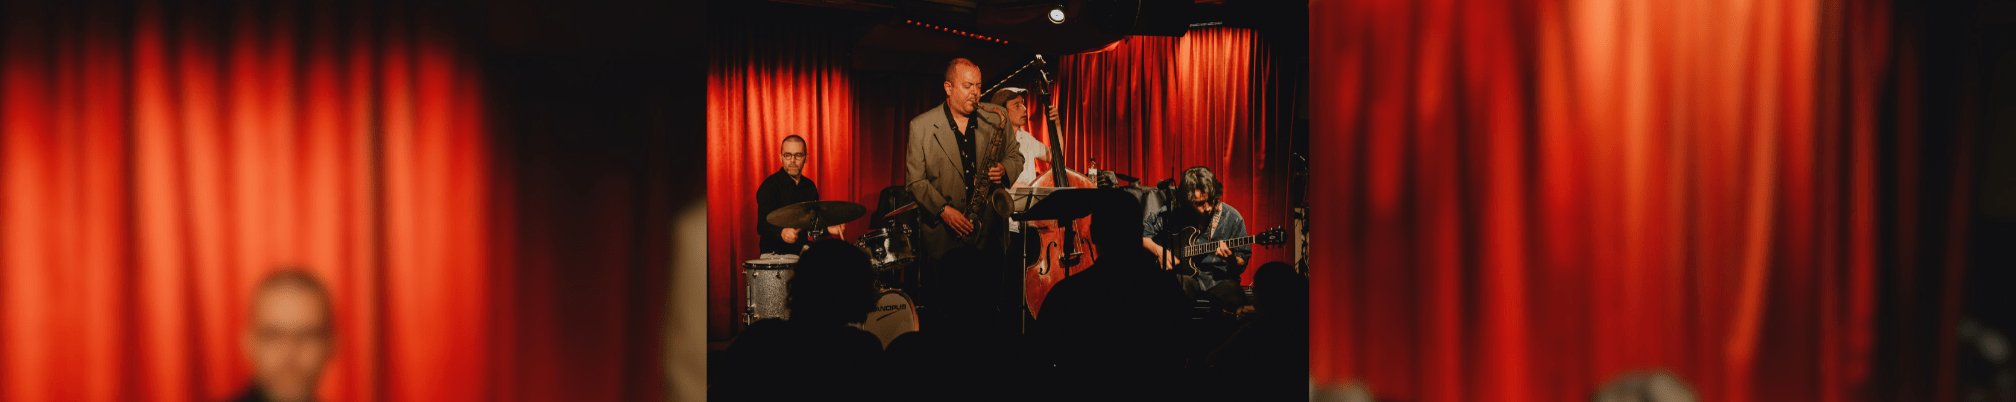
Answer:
[{"left": 960, "top": 105, "right": 1010, "bottom": 247}]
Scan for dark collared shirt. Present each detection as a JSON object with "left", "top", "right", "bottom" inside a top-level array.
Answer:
[
  {"left": 755, "top": 168, "right": 821, "bottom": 255},
  {"left": 944, "top": 103, "right": 980, "bottom": 184}
]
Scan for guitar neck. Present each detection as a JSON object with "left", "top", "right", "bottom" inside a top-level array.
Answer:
[{"left": 1181, "top": 235, "right": 1257, "bottom": 258}]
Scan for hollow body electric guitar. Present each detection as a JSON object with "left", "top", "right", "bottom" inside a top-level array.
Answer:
[{"left": 1159, "top": 226, "right": 1287, "bottom": 277}]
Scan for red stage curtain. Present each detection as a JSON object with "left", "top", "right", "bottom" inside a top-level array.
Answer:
[
  {"left": 706, "top": 26, "right": 1294, "bottom": 338},
  {"left": 0, "top": 2, "right": 643, "bottom": 401},
  {"left": 1309, "top": 0, "right": 1955, "bottom": 400},
  {"left": 1050, "top": 27, "right": 1295, "bottom": 286}
]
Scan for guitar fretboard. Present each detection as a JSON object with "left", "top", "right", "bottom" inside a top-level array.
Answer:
[{"left": 1182, "top": 235, "right": 1261, "bottom": 258}]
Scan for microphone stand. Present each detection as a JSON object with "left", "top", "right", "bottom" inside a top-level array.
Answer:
[{"left": 986, "top": 54, "right": 1047, "bottom": 97}]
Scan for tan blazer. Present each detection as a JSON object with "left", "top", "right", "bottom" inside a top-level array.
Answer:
[{"left": 906, "top": 102, "right": 1024, "bottom": 260}]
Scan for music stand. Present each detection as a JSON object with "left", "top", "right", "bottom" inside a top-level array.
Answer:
[{"left": 1009, "top": 186, "right": 1073, "bottom": 270}]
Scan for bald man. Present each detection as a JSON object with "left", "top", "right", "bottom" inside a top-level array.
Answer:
[
  {"left": 907, "top": 58, "right": 1023, "bottom": 335},
  {"left": 906, "top": 57, "right": 1023, "bottom": 260},
  {"left": 233, "top": 268, "right": 335, "bottom": 402}
]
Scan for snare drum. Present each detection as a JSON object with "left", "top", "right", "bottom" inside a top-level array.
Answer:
[
  {"left": 859, "top": 289, "right": 919, "bottom": 349},
  {"left": 855, "top": 226, "right": 916, "bottom": 272},
  {"left": 743, "top": 257, "right": 798, "bottom": 325}
]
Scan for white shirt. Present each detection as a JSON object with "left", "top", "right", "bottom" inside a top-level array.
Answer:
[{"left": 1010, "top": 128, "right": 1047, "bottom": 233}]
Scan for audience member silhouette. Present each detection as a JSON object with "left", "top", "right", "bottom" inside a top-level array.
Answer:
[
  {"left": 881, "top": 245, "right": 1035, "bottom": 402},
  {"left": 715, "top": 239, "right": 884, "bottom": 401},
  {"left": 1028, "top": 188, "right": 1192, "bottom": 399},
  {"left": 1206, "top": 261, "right": 1310, "bottom": 400}
]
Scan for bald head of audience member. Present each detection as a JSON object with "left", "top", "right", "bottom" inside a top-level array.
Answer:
[{"left": 241, "top": 268, "right": 335, "bottom": 402}]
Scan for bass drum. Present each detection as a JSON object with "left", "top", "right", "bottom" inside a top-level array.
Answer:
[{"left": 859, "top": 289, "right": 919, "bottom": 349}]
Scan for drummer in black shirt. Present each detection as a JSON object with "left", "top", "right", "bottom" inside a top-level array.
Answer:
[{"left": 755, "top": 135, "right": 844, "bottom": 255}]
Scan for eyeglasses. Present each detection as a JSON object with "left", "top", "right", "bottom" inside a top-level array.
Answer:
[{"left": 781, "top": 152, "right": 806, "bottom": 160}]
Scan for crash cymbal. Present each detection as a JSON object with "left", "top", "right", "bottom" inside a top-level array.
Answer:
[{"left": 766, "top": 200, "right": 867, "bottom": 229}]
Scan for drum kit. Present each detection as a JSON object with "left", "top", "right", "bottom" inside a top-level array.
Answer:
[{"left": 742, "top": 199, "right": 923, "bottom": 347}]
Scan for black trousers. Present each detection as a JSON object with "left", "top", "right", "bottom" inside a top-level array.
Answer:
[{"left": 926, "top": 226, "right": 1020, "bottom": 337}]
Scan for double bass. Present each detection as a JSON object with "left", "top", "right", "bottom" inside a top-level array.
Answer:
[{"left": 1020, "top": 66, "right": 1099, "bottom": 319}]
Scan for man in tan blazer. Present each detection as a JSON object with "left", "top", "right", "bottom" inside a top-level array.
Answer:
[{"left": 906, "top": 58, "right": 1024, "bottom": 262}]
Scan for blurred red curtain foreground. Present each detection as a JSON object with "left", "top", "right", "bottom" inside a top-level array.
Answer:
[
  {"left": 0, "top": 2, "right": 504, "bottom": 402},
  {"left": 1309, "top": 0, "right": 1962, "bottom": 401}
]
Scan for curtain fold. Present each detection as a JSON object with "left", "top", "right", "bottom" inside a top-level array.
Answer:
[{"left": 1310, "top": 0, "right": 1954, "bottom": 400}]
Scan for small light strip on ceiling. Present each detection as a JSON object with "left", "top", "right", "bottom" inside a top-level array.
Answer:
[
  {"left": 905, "top": 19, "right": 1010, "bottom": 44},
  {"left": 1188, "top": 21, "right": 1224, "bottom": 27}
]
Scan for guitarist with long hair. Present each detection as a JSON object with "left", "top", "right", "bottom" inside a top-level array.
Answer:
[{"left": 1143, "top": 166, "right": 1252, "bottom": 313}]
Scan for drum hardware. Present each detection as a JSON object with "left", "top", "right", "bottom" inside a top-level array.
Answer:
[
  {"left": 742, "top": 256, "right": 798, "bottom": 325},
  {"left": 854, "top": 224, "right": 917, "bottom": 273}
]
